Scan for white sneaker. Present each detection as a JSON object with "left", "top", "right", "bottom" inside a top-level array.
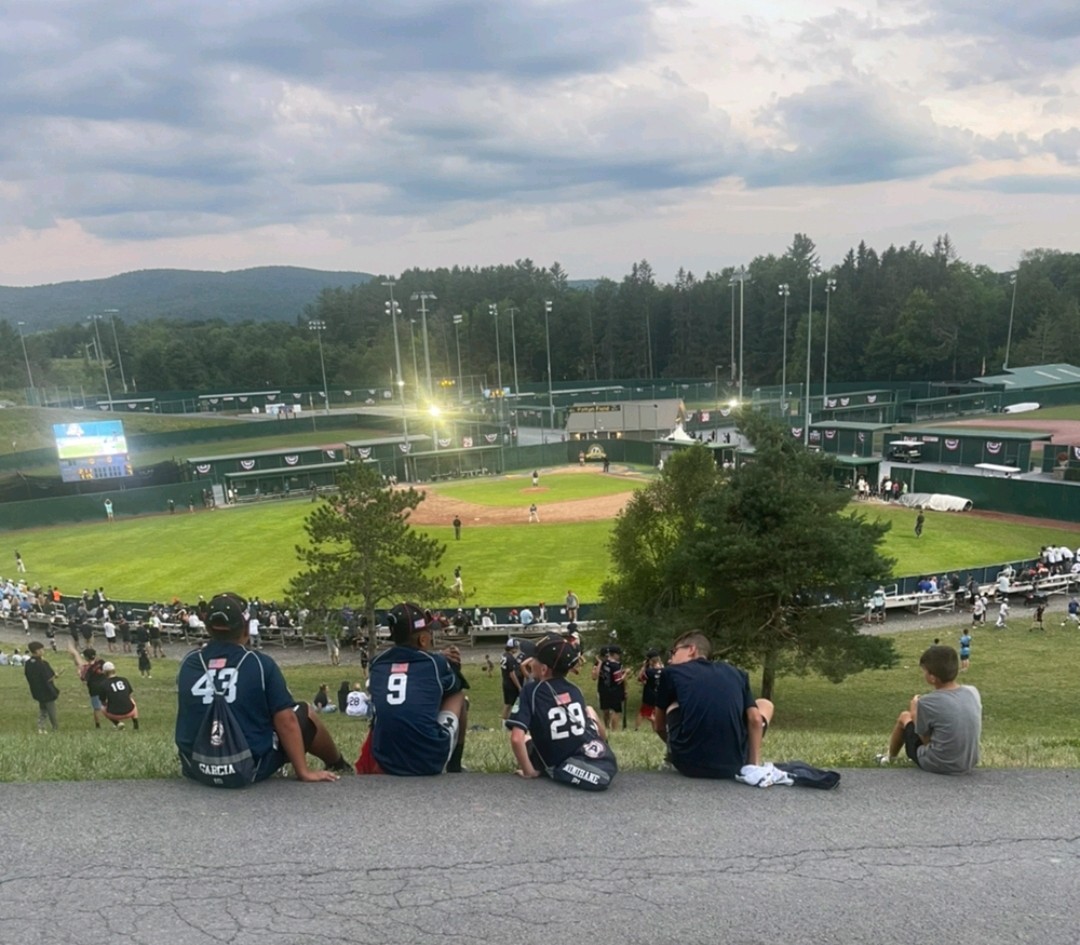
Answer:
[{"left": 875, "top": 752, "right": 892, "bottom": 766}]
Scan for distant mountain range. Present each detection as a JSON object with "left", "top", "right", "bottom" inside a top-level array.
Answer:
[{"left": 0, "top": 266, "right": 375, "bottom": 330}]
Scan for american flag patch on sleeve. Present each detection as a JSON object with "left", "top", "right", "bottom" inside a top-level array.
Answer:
[
  {"left": 208, "top": 658, "right": 227, "bottom": 669},
  {"left": 391, "top": 663, "right": 410, "bottom": 674},
  {"left": 555, "top": 692, "right": 572, "bottom": 705}
]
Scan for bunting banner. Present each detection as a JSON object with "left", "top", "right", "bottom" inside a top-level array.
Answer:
[
  {"left": 840, "top": 397, "right": 850, "bottom": 406},
  {"left": 439, "top": 438, "right": 453, "bottom": 449},
  {"left": 857, "top": 432, "right": 865, "bottom": 443},
  {"left": 1074, "top": 446, "right": 1080, "bottom": 461},
  {"left": 381, "top": 390, "right": 391, "bottom": 400},
  {"left": 484, "top": 433, "right": 498, "bottom": 443},
  {"left": 719, "top": 408, "right": 731, "bottom": 418},
  {"left": 368, "top": 389, "right": 375, "bottom": 395},
  {"left": 127, "top": 402, "right": 138, "bottom": 409},
  {"left": 195, "top": 464, "right": 211, "bottom": 475},
  {"left": 356, "top": 447, "right": 372, "bottom": 459},
  {"left": 825, "top": 429, "right": 836, "bottom": 439},
  {"left": 240, "top": 460, "right": 255, "bottom": 470},
  {"left": 293, "top": 392, "right": 302, "bottom": 399},
  {"left": 701, "top": 411, "right": 710, "bottom": 422},
  {"left": 791, "top": 427, "right": 803, "bottom": 439},
  {"left": 266, "top": 394, "right": 276, "bottom": 401},
  {"left": 945, "top": 439, "right": 960, "bottom": 451},
  {"left": 366, "top": 397, "right": 376, "bottom": 405},
  {"left": 239, "top": 397, "right": 248, "bottom": 403},
  {"left": 399, "top": 443, "right": 411, "bottom": 454},
  {"left": 463, "top": 436, "right": 473, "bottom": 448},
  {"left": 344, "top": 390, "right": 352, "bottom": 397},
  {"left": 284, "top": 455, "right": 299, "bottom": 465},
  {"left": 826, "top": 398, "right": 837, "bottom": 409},
  {"left": 209, "top": 398, "right": 219, "bottom": 405},
  {"left": 866, "top": 394, "right": 877, "bottom": 404},
  {"left": 986, "top": 442, "right": 1003, "bottom": 455},
  {"left": 325, "top": 449, "right": 337, "bottom": 460}
]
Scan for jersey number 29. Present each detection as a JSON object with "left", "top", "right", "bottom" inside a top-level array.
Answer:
[{"left": 548, "top": 703, "right": 586, "bottom": 740}]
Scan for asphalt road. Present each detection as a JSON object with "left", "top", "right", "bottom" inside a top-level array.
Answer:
[{"left": 4, "top": 770, "right": 1077, "bottom": 945}]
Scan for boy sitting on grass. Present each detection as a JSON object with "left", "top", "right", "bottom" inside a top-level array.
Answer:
[
  {"left": 877, "top": 644, "right": 982, "bottom": 774},
  {"left": 356, "top": 602, "right": 467, "bottom": 775},
  {"left": 505, "top": 632, "right": 617, "bottom": 791}
]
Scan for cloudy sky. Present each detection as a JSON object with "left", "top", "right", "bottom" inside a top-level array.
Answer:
[{"left": 1, "top": 0, "right": 1077, "bottom": 286}]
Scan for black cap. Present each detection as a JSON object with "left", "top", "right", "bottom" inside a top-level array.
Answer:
[
  {"left": 646, "top": 648, "right": 661, "bottom": 658},
  {"left": 387, "top": 602, "right": 431, "bottom": 644},
  {"left": 534, "top": 632, "right": 581, "bottom": 673},
  {"left": 206, "top": 593, "right": 247, "bottom": 634}
]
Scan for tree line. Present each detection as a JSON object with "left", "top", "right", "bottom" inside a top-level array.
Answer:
[{"left": 3, "top": 236, "right": 1079, "bottom": 399}]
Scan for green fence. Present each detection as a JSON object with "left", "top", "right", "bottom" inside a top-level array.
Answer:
[
  {"left": 909, "top": 469, "right": 1080, "bottom": 523},
  {"left": 0, "top": 482, "right": 199, "bottom": 530}
]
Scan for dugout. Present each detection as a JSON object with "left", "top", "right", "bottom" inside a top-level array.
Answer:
[
  {"left": 894, "top": 427, "right": 1053, "bottom": 470},
  {"left": 810, "top": 421, "right": 893, "bottom": 457},
  {"left": 188, "top": 443, "right": 353, "bottom": 497},
  {"left": 817, "top": 390, "right": 896, "bottom": 424}
]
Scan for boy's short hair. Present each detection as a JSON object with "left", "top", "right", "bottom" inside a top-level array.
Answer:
[
  {"left": 533, "top": 632, "right": 581, "bottom": 676},
  {"left": 28, "top": 641, "right": 44, "bottom": 654},
  {"left": 920, "top": 644, "right": 959, "bottom": 682},
  {"left": 387, "top": 602, "right": 431, "bottom": 646},
  {"left": 672, "top": 630, "right": 711, "bottom": 658}
]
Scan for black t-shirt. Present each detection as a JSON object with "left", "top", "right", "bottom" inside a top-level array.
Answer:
[
  {"left": 101, "top": 676, "right": 136, "bottom": 716},
  {"left": 597, "top": 658, "right": 624, "bottom": 693},
  {"left": 641, "top": 664, "right": 662, "bottom": 706},
  {"left": 506, "top": 677, "right": 606, "bottom": 769},
  {"left": 500, "top": 652, "right": 520, "bottom": 685},
  {"left": 655, "top": 659, "right": 757, "bottom": 778}
]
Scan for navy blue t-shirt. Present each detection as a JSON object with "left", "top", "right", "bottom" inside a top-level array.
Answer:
[
  {"left": 654, "top": 658, "right": 757, "bottom": 778},
  {"left": 369, "top": 645, "right": 461, "bottom": 776},
  {"left": 175, "top": 643, "right": 295, "bottom": 762},
  {"left": 506, "top": 677, "right": 606, "bottom": 769}
]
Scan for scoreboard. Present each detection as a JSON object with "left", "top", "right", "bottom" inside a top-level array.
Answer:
[{"left": 53, "top": 420, "right": 133, "bottom": 484}]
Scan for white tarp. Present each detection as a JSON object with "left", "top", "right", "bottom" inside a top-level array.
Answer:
[{"left": 897, "top": 492, "right": 974, "bottom": 512}]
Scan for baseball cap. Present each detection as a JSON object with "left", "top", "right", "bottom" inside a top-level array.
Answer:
[
  {"left": 206, "top": 593, "right": 247, "bottom": 634},
  {"left": 101, "top": 661, "right": 115, "bottom": 672},
  {"left": 534, "top": 632, "right": 580, "bottom": 673},
  {"left": 516, "top": 638, "right": 537, "bottom": 659},
  {"left": 646, "top": 648, "right": 661, "bottom": 658},
  {"left": 387, "top": 602, "right": 431, "bottom": 643}
]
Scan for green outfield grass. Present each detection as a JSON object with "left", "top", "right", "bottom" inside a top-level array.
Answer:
[
  {"left": 3, "top": 616, "right": 1078, "bottom": 782},
  {"left": 9, "top": 489, "right": 1080, "bottom": 606},
  {"left": 433, "top": 469, "right": 650, "bottom": 507}
]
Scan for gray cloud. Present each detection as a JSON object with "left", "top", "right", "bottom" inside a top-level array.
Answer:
[
  {"left": 940, "top": 173, "right": 1080, "bottom": 194},
  {"left": 746, "top": 77, "right": 979, "bottom": 187}
]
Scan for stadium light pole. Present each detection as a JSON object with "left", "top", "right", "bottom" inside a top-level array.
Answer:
[
  {"left": 823, "top": 278, "right": 837, "bottom": 409},
  {"left": 505, "top": 305, "right": 520, "bottom": 398},
  {"left": 489, "top": 303, "right": 503, "bottom": 425},
  {"left": 543, "top": 301, "right": 555, "bottom": 441},
  {"left": 731, "top": 265, "right": 749, "bottom": 402},
  {"left": 728, "top": 277, "right": 736, "bottom": 385},
  {"left": 452, "top": 313, "right": 465, "bottom": 403},
  {"left": 1004, "top": 273, "right": 1018, "bottom": 370},
  {"left": 411, "top": 290, "right": 436, "bottom": 398},
  {"left": 804, "top": 273, "right": 815, "bottom": 447},
  {"left": 778, "top": 284, "right": 790, "bottom": 413},
  {"left": 383, "top": 280, "right": 410, "bottom": 450},
  {"left": 101, "top": 309, "right": 127, "bottom": 394},
  {"left": 408, "top": 318, "right": 420, "bottom": 400},
  {"left": 88, "top": 314, "right": 113, "bottom": 408},
  {"left": 308, "top": 320, "right": 330, "bottom": 414},
  {"left": 16, "top": 321, "right": 34, "bottom": 391}
]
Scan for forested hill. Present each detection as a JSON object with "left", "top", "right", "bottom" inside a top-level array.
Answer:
[{"left": 0, "top": 267, "right": 375, "bottom": 329}]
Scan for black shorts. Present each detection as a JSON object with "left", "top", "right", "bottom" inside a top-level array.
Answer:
[
  {"left": 902, "top": 720, "right": 923, "bottom": 766},
  {"left": 598, "top": 690, "right": 623, "bottom": 712},
  {"left": 502, "top": 685, "right": 520, "bottom": 706},
  {"left": 254, "top": 703, "right": 317, "bottom": 782}
]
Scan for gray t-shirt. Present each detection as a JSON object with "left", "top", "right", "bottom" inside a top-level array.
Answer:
[{"left": 915, "top": 685, "right": 982, "bottom": 774}]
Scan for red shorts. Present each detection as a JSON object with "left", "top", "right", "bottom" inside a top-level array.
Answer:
[
  {"left": 638, "top": 704, "right": 655, "bottom": 720},
  {"left": 355, "top": 729, "right": 385, "bottom": 775}
]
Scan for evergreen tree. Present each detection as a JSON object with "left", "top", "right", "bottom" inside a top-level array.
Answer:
[{"left": 288, "top": 463, "right": 449, "bottom": 664}]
